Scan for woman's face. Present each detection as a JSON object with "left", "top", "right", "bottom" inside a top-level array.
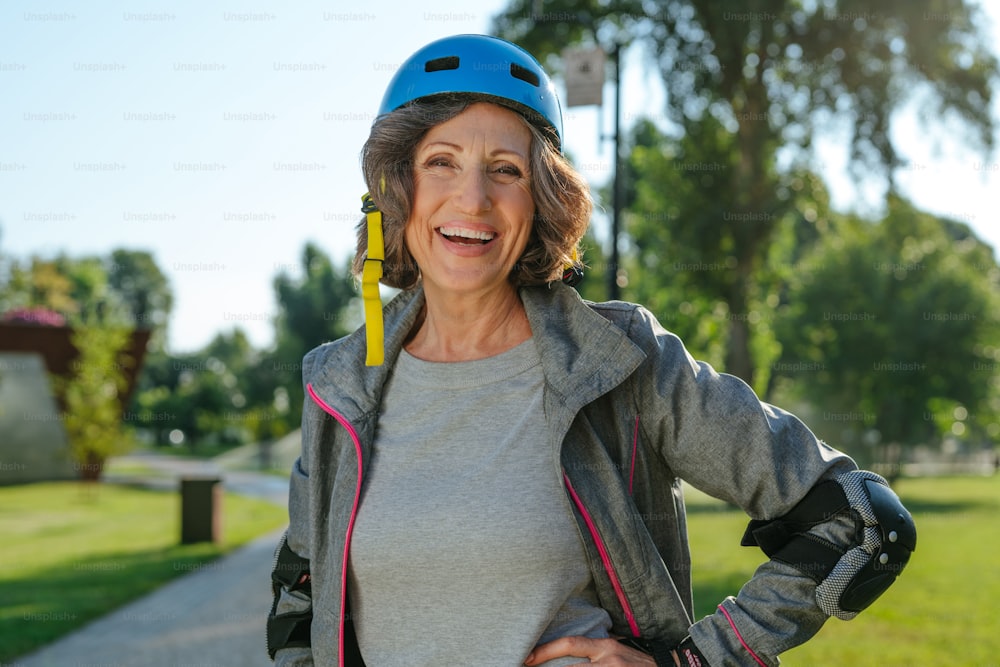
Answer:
[{"left": 405, "top": 102, "right": 535, "bottom": 299}]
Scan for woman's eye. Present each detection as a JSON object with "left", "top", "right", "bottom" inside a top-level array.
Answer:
[
  {"left": 421, "top": 154, "right": 455, "bottom": 169},
  {"left": 493, "top": 164, "right": 523, "bottom": 178}
]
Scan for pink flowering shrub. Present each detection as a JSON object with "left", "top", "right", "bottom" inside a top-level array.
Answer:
[{"left": 1, "top": 306, "right": 67, "bottom": 326}]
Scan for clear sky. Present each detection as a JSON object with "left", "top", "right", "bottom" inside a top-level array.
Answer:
[{"left": 2, "top": 0, "right": 997, "bottom": 353}]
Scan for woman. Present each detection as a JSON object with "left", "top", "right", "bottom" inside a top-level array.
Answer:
[{"left": 267, "top": 35, "right": 915, "bottom": 667}]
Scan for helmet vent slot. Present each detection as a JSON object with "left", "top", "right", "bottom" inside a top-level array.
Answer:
[
  {"left": 509, "top": 62, "right": 540, "bottom": 87},
  {"left": 425, "top": 56, "right": 460, "bottom": 72}
]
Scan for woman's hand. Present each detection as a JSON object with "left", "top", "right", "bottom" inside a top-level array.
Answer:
[{"left": 523, "top": 636, "right": 662, "bottom": 666}]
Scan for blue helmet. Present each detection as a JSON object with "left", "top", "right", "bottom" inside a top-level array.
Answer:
[{"left": 377, "top": 34, "right": 563, "bottom": 148}]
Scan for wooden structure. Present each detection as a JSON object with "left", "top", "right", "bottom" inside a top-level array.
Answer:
[{"left": 0, "top": 323, "right": 150, "bottom": 484}]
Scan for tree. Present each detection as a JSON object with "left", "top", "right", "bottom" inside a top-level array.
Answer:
[
  {"left": 772, "top": 197, "right": 1000, "bottom": 472},
  {"left": 493, "top": 0, "right": 997, "bottom": 386},
  {"left": 0, "top": 257, "right": 78, "bottom": 316},
  {"left": 271, "top": 242, "right": 357, "bottom": 426},
  {"left": 0, "top": 249, "right": 173, "bottom": 333},
  {"left": 56, "top": 320, "right": 136, "bottom": 481},
  {"left": 123, "top": 244, "right": 353, "bottom": 450},
  {"left": 127, "top": 328, "right": 285, "bottom": 449},
  {"left": 0, "top": 248, "right": 182, "bottom": 454},
  {"left": 613, "top": 116, "right": 834, "bottom": 392},
  {"left": 613, "top": 116, "right": 741, "bottom": 369},
  {"left": 107, "top": 249, "right": 173, "bottom": 350},
  {"left": 200, "top": 328, "right": 293, "bottom": 445}
]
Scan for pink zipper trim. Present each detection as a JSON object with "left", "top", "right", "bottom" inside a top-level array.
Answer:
[
  {"left": 718, "top": 603, "right": 768, "bottom": 667},
  {"left": 628, "top": 414, "right": 640, "bottom": 495},
  {"left": 307, "top": 383, "right": 363, "bottom": 667},
  {"left": 563, "top": 472, "right": 640, "bottom": 637}
]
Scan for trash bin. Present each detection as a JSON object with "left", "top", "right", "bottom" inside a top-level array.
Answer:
[{"left": 180, "top": 477, "right": 222, "bottom": 544}]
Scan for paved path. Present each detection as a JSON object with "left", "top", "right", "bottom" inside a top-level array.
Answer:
[
  {"left": 105, "top": 452, "right": 291, "bottom": 506},
  {"left": 14, "top": 453, "right": 290, "bottom": 667}
]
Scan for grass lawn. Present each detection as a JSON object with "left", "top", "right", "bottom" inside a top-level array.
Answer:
[
  {"left": 0, "top": 481, "right": 288, "bottom": 662},
  {"left": 4, "top": 476, "right": 994, "bottom": 664},
  {"left": 684, "top": 475, "right": 1000, "bottom": 665}
]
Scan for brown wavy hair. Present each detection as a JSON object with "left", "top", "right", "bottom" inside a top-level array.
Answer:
[{"left": 351, "top": 94, "right": 592, "bottom": 289}]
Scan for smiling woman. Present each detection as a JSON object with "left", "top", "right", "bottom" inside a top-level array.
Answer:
[
  {"left": 266, "top": 34, "right": 916, "bottom": 667},
  {"left": 405, "top": 103, "right": 535, "bottom": 303},
  {"left": 352, "top": 94, "right": 590, "bottom": 293}
]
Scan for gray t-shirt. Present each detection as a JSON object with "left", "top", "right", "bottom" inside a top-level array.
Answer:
[{"left": 348, "top": 339, "right": 612, "bottom": 666}]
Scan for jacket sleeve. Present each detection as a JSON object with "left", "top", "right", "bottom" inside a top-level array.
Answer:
[
  {"left": 630, "top": 307, "right": 891, "bottom": 666},
  {"left": 267, "top": 358, "right": 320, "bottom": 665}
]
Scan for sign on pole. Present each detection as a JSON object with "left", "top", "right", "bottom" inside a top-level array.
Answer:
[{"left": 562, "top": 46, "right": 605, "bottom": 107}]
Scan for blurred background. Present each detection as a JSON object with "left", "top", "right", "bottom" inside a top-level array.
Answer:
[{"left": 2, "top": 0, "right": 998, "bottom": 664}]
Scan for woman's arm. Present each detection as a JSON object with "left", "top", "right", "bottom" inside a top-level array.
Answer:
[
  {"left": 631, "top": 307, "right": 916, "bottom": 666},
  {"left": 266, "top": 359, "right": 320, "bottom": 666}
]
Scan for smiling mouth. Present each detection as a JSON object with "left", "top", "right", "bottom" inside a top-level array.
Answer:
[{"left": 437, "top": 226, "right": 496, "bottom": 246}]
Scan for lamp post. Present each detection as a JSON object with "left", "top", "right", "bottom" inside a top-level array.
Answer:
[
  {"left": 607, "top": 43, "right": 622, "bottom": 301},
  {"left": 562, "top": 41, "right": 624, "bottom": 301}
]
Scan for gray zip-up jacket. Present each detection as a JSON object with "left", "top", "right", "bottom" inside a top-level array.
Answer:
[{"left": 270, "top": 282, "right": 860, "bottom": 666}]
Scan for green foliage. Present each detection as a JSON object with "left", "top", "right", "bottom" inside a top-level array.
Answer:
[
  {"left": 107, "top": 249, "right": 173, "bottom": 349},
  {"left": 273, "top": 242, "right": 357, "bottom": 356},
  {"left": 0, "top": 249, "right": 173, "bottom": 338},
  {"left": 1, "top": 257, "right": 78, "bottom": 316},
  {"left": 774, "top": 197, "right": 1000, "bottom": 455},
  {"left": 494, "top": 0, "right": 998, "bottom": 387},
  {"left": 1, "top": 242, "right": 355, "bottom": 451},
  {"left": 125, "top": 242, "right": 356, "bottom": 449},
  {"left": 55, "top": 322, "right": 136, "bottom": 479},
  {"left": 496, "top": 0, "right": 997, "bottom": 177},
  {"left": 271, "top": 242, "right": 357, "bottom": 426},
  {"left": 128, "top": 330, "right": 289, "bottom": 449},
  {"left": 612, "top": 117, "right": 831, "bottom": 391},
  {"left": 0, "top": 245, "right": 312, "bottom": 450}
]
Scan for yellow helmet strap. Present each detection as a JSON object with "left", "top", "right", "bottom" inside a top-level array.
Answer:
[{"left": 360, "top": 192, "right": 385, "bottom": 366}]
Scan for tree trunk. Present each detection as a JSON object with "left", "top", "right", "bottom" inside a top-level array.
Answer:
[
  {"left": 78, "top": 451, "right": 105, "bottom": 482},
  {"left": 726, "top": 270, "right": 756, "bottom": 385},
  {"left": 725, "top": 56, "right": 771, "bottom": 388}
]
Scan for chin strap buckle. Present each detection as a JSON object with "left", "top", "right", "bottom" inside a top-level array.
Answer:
[{"left": 561, "top": 247, "right": 584, "bottom": 287}]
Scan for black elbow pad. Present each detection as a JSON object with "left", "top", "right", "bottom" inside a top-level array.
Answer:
[
  {"left": 816, "top": 471, "right": 916, "bottom": 619},
  {"left": 742, "top": 470, "right": 916, "bottom": 620}
]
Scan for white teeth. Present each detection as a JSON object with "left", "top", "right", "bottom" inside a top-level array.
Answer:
[{"left": 438, "top": 226, "right": 495, "bottom": 241}]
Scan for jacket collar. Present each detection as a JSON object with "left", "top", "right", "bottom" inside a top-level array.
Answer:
[
  {"left": 521, "top": 283, "right": 646, "bottom": 411},
  {"left": 307, "top": 282, "right": 646, "bottom": 421}
]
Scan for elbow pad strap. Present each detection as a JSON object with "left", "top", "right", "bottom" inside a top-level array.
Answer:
[{"left": 741, "top": 479, "right": 848, "bottom": 582}]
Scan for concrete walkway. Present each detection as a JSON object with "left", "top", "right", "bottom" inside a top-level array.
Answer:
[
  {"left": 14, "top": 453, "right": 290, "bottom": 667},
  {"left": 104, "top": 451, "right": 292, "bottom": 506}
]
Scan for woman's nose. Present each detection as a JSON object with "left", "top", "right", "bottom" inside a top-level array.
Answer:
[{"left": 452, "top": 167, "right": 492, "bottom": 214}]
